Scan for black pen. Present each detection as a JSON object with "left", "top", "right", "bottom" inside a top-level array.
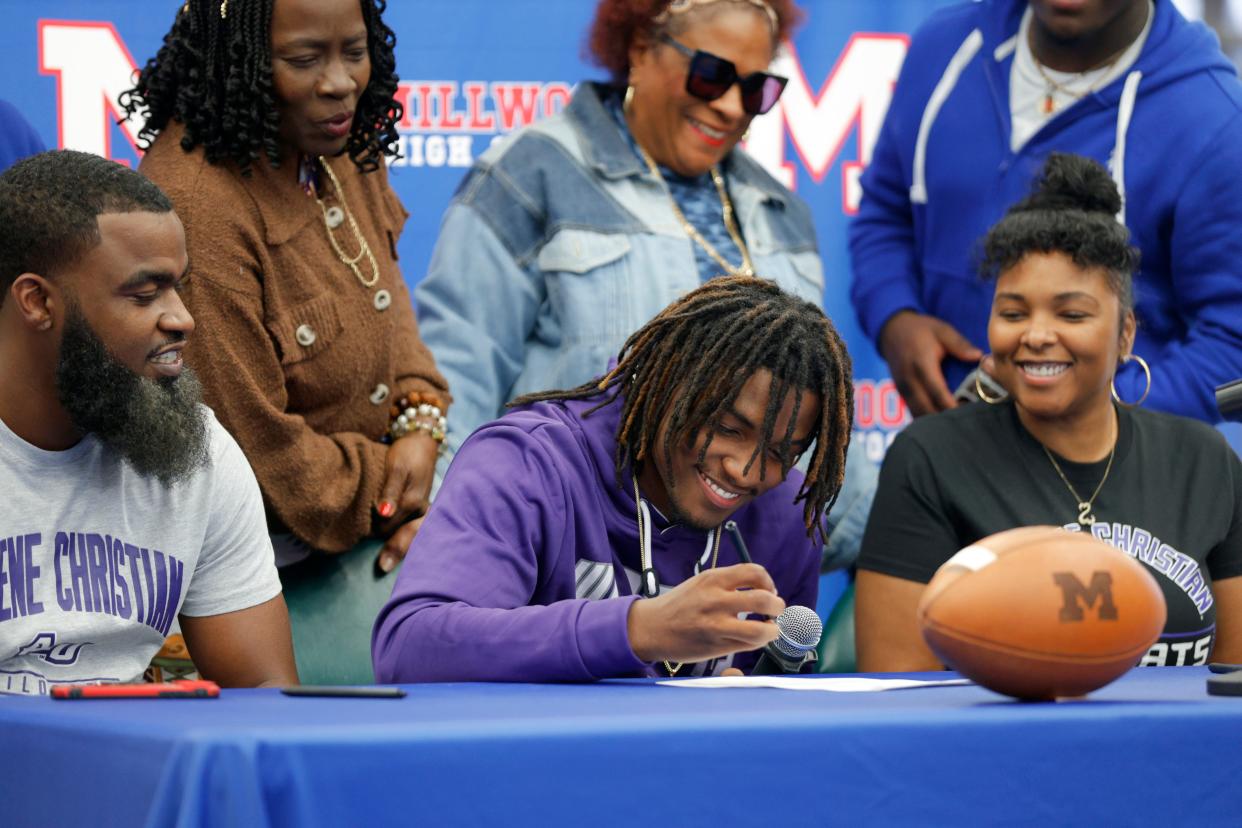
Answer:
[{"left": 724, "top": 520, "right": 753, "bottom": 565}]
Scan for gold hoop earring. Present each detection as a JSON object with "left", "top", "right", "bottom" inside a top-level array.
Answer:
[
  {"left": 975, "top": 359, "right": 1006, "bottom": 404},
  {"left": 1111, "top": 353, "right": 1151, "bottom": 407},
  {"left": 623, "top": 85, "right": 636, "bottom": 115}
]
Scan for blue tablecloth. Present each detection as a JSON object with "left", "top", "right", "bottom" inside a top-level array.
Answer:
[{"left": 1, "top": 668, "right": 1236, "bottom": 827}]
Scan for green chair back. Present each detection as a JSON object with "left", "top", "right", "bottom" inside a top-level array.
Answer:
[
  {"left": 278, "top": 539, "right": 397, "bottom": 685},
  {"left": 815, "top": 582, "right": 856, "bottom": 673}
]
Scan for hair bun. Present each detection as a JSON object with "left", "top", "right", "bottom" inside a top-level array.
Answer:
[{"left": 1018, "top": 152, "right": 1121, "bottom": 217}]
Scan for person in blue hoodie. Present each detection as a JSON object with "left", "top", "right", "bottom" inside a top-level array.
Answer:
[
  {"left": 0, "top": 99, "right": 44, "bottom": 174},
  {"left": 850, "top": 0, "right": 1242, "bottom": 422},
  {"left": 372, "top": 277, "right": 854, "bottom": 682}
]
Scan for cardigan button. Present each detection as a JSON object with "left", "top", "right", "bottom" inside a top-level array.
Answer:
[
  {"left": 373, "top": 289, "right": 392, "bottom": 311},
  {"left": 294, "top": 324, "right": 317, "bottom": 347},
  {"left": 325, "top": 206, "right": 345, "bottom": 229},
  {"left": 370, "top": 383, "right": 391, "bottom": 405}
]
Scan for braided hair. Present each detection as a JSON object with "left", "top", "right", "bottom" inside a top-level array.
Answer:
[
  {"left": 512, "top": 276, "right": 854, "bottom": 542},
  {"left": 119, "top": 0, "right": 402, "bottom": 174}
]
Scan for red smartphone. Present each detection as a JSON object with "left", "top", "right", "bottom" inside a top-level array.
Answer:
[{"left": 50, "top": 679, "right": 220, "bottom": 699}]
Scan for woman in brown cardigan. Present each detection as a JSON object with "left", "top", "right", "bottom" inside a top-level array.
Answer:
[{"left": 121, "top": 0, "right": 447, "bottom": 575}]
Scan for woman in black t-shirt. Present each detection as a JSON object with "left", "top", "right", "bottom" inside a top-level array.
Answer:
[{"left": 856, "top": 154, "right": 1242, "bottom": 672}]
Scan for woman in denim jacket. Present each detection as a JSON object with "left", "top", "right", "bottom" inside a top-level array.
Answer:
[{"left": 416, "top": 0, "right": 875, "bottom": 567}]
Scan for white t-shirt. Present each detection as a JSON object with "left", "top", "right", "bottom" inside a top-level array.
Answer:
[
  {"left": 1010, "top": 2, "right": 1154, "bottom": 152},
  {"left": 0, "top": 407, "right": 281, "bottom": 695}
]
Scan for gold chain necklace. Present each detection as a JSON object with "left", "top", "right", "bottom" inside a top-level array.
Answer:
[
  {"left": 1041, "top": 437, "right": 1116, "bottom": 527},
  {"left": 315, "top": 157, "right": 380, "bottom": 288},
  {"left": 1029, "top": 36, "right": 1129, "bottom": 115},
  {"left": 632, "top": 476, "right": 722, "bottom": 676},
  {"left": 634, "top": 144, "right": 756, "bottom": 279}
]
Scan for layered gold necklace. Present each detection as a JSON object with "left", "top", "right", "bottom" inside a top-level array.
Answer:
[
  {"left": 314, "top": 156, "right": 379, "bottom": 288},
  {"left": 634, "top": 144, "right": 756, "bottom": 279}
]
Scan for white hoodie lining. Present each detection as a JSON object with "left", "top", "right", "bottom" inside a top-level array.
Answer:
[
  {"left": 993, "top": 35, "right": 1017, "bottom": 62},
  {"left": 910, "top": 24, "right": 1144, "bottom": 217},
  {"left": 1112, "top": 70, "right": 1142, "bottom": 225},
  {"left": 910, "top": 28, "right": 984, "bottom": 205}
]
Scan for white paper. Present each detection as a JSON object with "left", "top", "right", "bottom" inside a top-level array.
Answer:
[{"left": 657, "top": 676, "right": 971, "bottom": 692}]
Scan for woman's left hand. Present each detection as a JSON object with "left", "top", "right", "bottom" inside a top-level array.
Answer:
[
  {"left": 376, "top": 431, "right": 438, "bottom": 535},
  {"left": 377, "top": 515, "right": 425, "bottom": 574}
]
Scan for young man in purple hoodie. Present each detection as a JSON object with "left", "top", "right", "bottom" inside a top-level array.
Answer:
[{"left": 373, "top": 277, "right": 855, "bottom": 681}]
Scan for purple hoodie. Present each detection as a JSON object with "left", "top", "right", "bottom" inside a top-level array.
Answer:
[{"left": 372, "top": 395, "right": 820, "bottom": 682}]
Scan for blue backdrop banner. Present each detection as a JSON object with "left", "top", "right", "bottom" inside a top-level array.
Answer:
[{"left": 3, "top": 0, "right": 960, "bottom": 464}]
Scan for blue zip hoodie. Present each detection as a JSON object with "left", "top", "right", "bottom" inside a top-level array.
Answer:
[
  {"left": 849, "top": 0, "right": 1242, "bottom": 421},
  {"left": 372, "top": 394, "right": 820, "bottom": 683}
]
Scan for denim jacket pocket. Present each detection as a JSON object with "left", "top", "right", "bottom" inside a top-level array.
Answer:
[
  {"left": 536, "top": 229, "right": 635, "bottom": 343},
  {"left": 268, "top": 292, "right": 344, "bottom": 367},
  {"left": 536, "top": 228, "right": 632, "bottom": 274}
]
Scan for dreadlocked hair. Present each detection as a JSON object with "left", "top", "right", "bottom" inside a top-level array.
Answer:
[
  {"left": 119, "top": 0, "right": 402, "bottom": 175},
  {"left": 511, "top": 276, "right": 854, "bottom": 543}
]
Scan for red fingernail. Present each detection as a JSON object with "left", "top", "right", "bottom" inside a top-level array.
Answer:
[{"left": 378, "top": 501, "right": 395, "bottom": 518}]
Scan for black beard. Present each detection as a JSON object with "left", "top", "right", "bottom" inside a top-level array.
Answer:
[{"left": 55, "top": 308, "right": 209, "bottom": 485}]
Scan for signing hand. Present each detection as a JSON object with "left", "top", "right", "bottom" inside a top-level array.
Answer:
[
  {"left": 878, "top": 310, "right": 982, "bottom": 417},
  {"left": 626, "top": 564, "right": 785, "bottom": 665}
]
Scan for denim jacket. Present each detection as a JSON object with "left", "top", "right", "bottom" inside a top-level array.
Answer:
[{"left": 416, "top": 83, "right": 874, "bottom": 568}]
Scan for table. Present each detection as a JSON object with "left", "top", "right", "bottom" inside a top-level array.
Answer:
[{"left": 1, "top": 668, "right": 1237, "bottom": 827}]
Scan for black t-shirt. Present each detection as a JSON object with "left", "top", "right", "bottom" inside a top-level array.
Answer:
[{"left": 859, "top": 401, "right": 1242, "bottom": 666}]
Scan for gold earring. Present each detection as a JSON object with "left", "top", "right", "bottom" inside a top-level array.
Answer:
[
  {"left": 974, "top": 358, "right": 1005, "bottom": 404},
  {"left": 1111, "top": 353, "right": 1151, "bottom": 407},
  {"left": 624, "top": 84, "right": 636, "bottom": 115},
  {"left": 219, "top": 0, "right": 227, "bottom": 19}
]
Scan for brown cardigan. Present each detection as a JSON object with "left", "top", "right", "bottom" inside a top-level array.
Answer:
[{"left": 140, "top": 123, "right": 450, "bottom": 552}]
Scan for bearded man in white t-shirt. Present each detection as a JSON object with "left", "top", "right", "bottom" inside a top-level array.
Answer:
[{"left": 0, "top": 149, "right": 298, "bottom": 695}]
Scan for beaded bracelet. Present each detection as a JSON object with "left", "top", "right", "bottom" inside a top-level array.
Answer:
[{"left": 383, "top": 391, "right": 448, "bottom": 445}]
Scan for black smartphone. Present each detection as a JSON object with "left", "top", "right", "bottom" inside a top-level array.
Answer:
[
  {"left": 280, "top": 686, "right": 406, "bottom": 698},
  {"left": 1206, "top": 671, "right": 1242, "bottom": 697}
]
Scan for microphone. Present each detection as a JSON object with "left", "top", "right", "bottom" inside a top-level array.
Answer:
[
  {"left": 1217, "top": 379, "right": 1242, "bottom": 420},
  {"left": 750, "top": 605, "right": 822, "bottom": 675}
]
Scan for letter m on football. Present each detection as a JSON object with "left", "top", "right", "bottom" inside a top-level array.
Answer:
[{"left": 1053, "top": 571, "right": 1119, "bottom": 622}]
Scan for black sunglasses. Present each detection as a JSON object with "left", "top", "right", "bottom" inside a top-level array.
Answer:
[{"left": 659, "top": 34, "right": 788, "bottom": 116}]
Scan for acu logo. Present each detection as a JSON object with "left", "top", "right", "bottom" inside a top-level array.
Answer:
[
  {"left": 1053, "top": 571, "right": 1118, "bottom": 622},
  {"left": 16, "top": 632, "right": 89, "bottom": 665}
]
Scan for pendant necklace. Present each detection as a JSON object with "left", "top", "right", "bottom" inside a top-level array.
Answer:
[
  {"left": 1041, "top": 418, "right": 1117, "bottom": 527},
  {"left": 1029, "top": 34, "right": 1129, "bottom": 115}
]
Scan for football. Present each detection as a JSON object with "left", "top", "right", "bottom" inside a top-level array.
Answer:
[{"left": 917, "top": 526, "right": 1167, "bottom": 700}]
